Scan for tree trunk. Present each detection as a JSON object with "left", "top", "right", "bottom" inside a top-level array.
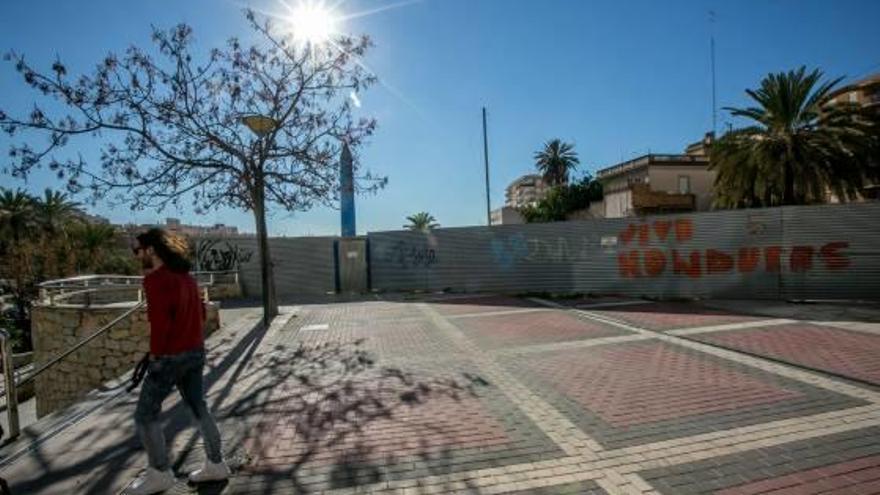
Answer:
[
  {"left": 783, "top": 161, "right": 795, "bottom": 205},
  {"left": 252, "top": 169, "right": 279, "bottom": 328}
]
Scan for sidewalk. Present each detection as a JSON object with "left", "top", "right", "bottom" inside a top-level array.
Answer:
[{"left": 1, "top": 295, "right": 879, "bottom": 494}]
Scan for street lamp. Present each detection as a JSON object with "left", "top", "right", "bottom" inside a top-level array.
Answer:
[
  {"left": 241, "top": 115, "right": 279, "bottom": 137},
  {"left": 241, "top": 114, "right": 280, "bottom": 327}
]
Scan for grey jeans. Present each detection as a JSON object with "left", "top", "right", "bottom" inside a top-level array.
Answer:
[{"left": 134, "top": 349, "right": 222, "bottom": 471}]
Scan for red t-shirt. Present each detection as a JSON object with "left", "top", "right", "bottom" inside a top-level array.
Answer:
[{"left": 143, "top": 265, "right": 205, "bottom": 356}]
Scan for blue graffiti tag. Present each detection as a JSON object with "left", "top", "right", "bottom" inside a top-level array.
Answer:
[{"left": 490, "top": 233, "right": 529, "bottom": 269}]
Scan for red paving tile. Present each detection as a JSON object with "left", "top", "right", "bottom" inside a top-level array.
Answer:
[
  {"left": 591, "top": 302, "right": 760, "bottom": 330},
  {"left": 452, "top": 310, "right": 626, "bottom": 348},
  {"left": 246, "top": 386, "right": 512, "bottom": 470},
  {"left": 698, "top": 324, "right": 880, "bottom": 384},
  {"left": 332, "top": 302, "right": 427, "bottom": 321},
  {"left": 716, "top": 455, "right": 880, "bottom": 495},
  {"left": 525, "top": 341, "right": 801, "bottom": 427},
  {"left": 294, "top": 317, "right": 461, "bottom": 359}
]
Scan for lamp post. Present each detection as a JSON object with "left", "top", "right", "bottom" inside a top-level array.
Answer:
[
  {"left": 241, "top": 115, "right": 279, "bottom": 137},
  {"left": 241, "top": 114, "right": 280, "bottom": 327}
]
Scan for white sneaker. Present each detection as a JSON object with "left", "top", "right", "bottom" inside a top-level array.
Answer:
[
  {"left": 188, "top": 460, "right": 231, "bottom": 483},
  {"left": 125, "top": 467, "right": 175, "bottom": 495}
]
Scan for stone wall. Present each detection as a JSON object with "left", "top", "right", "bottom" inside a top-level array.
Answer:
[
  {"left": 208, "top": 281, "right": 242, "bottom": 300},
  {"left": 31, "top": 302, "right": 219, "bottom": 418}
]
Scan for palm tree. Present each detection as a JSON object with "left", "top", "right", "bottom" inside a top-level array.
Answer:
[
  {"left": 534, "top": 139, "right": 580, "bottom": 186},
  {"left": 71, "top": 222, "right": 119, "bottom": 272},
  {"left": 34, "top": 188, "right": 81, "bottom": 236},
  {"left": 711, "top": 67, "right": 880, "bottom": 208},
  {"left": 0, "top": 189, "right": 38, "bottom": 344},
  {"left": 0, "top": 188, "right": 36, "bottom": 244},
  {"left": 404, "top": 212, "right": 439, "bottom": 232}
]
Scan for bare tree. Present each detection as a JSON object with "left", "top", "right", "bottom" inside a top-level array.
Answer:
[{"left": 0, "top": 10, "right": 386, "bottom": 325}]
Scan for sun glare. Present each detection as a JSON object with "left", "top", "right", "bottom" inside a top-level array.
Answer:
[{"left": 287, "top": 1, "right": 338, "bottom": 45}]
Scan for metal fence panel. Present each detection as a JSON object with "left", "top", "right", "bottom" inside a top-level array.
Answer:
[
  {"left": 780, "top": 204, "right": 880, "bottom": 300},
  {"left": 369, "top": 203, "right": 880, "bottom": 300},
  {"left": 197, "top": 203, "right": 880, "bottom": 301},
  {"left": 204, "top": 236, "right": 337, "bottom": 297},
  {"left": 270, "top": 237, "right": 338, "bottom": 296},
  {"left": 210, "top": 237, "right": 260, "bottom": 295}
]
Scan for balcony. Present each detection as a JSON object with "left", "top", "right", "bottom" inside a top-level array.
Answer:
[{"left": 630, "top": 184, "right": 696, "bottom": 213}]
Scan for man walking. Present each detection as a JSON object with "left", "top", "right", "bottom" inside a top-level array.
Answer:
[{"left": 126, "top": 228, "right": 229, "bottom": 495}]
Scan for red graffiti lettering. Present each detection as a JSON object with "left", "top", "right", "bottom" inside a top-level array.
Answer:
[
  {"left": 706, "top": 249, "right": 734, "bottom": 274},
  {"left": 638, "top": 224, "right": 651, "bottom": 246},
  {"left": 615, "top": 219, "right": 851, "bottom": 281},
  {"left": 618, "top": 251, "right": 641, "bottom": 278},
  {"left": 790, "top": 246, "right": 814, "bottom": 273},
  {"left": 644, "top": 249, "right": 667, "bottom": 277},
  {"left": 672, "top": 250, "right": 702, "bottom": 278},
  {"left": 820, "top": 242, "right": 851, "bottom": 270},
  {"left": 620, "top": 224, "right": 636, "bottom": 246},
  {"left": 653, "top": 221, "right": 672, "bottom": 241},
  {"left": 675, "top": 219, "right": 694, "bottom": 242},
  {"left": 765, "top": 246, "right": 782, "bottom": 272},
  {"left": 737, "top": 247, "right": 761, "bottom": 273}
]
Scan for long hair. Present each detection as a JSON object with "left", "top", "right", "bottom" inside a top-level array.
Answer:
[{"left": 136, "top": 228, "right": 192, "bottom": 273}]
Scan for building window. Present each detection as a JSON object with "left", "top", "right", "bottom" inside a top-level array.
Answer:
[
  {"left": 678, "top": 175, "right": 691, "bottom": 194},
  {"left": 849, "top": 92, "right": 858, "bottom": 103}
]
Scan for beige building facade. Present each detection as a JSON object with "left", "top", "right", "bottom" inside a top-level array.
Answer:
[
  {"left": 120, "top": 217, "right": 243, "bottom": 237},
  {"left": 505, "top": 174, "right": 550, "bottom": 208},
  {"left": 826, "top": 73, "right": 880, "bottom": 201},
  {"left": 489, "top": 206, "right": 525, "bottom": 226},
  {"left": 826, "top": 73, "right": 880, "bottom": 109},
  {"left": 598, "top": 134, "right": 716, "bottom": 218}
]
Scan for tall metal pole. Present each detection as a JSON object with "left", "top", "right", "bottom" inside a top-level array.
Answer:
[
  {"left": 482, "top": 107, "right": 491, "bottom": 225},
  {"left": 710, "top": 11, "right": 717, "bottom": 137}
]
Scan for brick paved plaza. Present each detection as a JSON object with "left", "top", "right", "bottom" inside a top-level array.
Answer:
[{"left": 2, "top": 295, "right": 880, "bottom": 494}]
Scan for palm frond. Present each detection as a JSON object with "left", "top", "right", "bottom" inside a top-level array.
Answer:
[{"left": 712, "top": 67, "right": 880, "bottom": 208}]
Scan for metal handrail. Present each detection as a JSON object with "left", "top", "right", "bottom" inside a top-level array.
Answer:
[
  {"left": 39, "top": 272, "right": 234, "bottom": 305},
  {"left": 39, "top": 271, "right": 238, "bottom": 289},
  {"left": 1, "top": 300, "right": 146, "bottom": 440},
  {"left": 38, "top": 275, "right": 143, "bottom": 288},
  {"left": 47, "top": 285, "right": 211, "bottom": 299},
  {"left": 46, "top": 286, "right": 145, "bottom": 305}
]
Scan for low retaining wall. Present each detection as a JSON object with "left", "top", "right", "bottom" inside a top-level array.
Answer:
[
  {"left": 208, "top": 281, "right": 242, "bottom": 300},
  {"left": 31, "top": 302, "right": 220, "bottom": 418}
]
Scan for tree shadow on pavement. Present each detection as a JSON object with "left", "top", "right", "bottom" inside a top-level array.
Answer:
[
  {"left": 223, "top": 339, "right": 492, "bottom": 494},
  {"left": 6, "top": 310, "right": 494, "bottom": 495}
]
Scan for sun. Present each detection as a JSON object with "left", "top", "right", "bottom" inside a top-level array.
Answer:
[{"left": 286, "top": 1, "right": 338, "bottom": 45}]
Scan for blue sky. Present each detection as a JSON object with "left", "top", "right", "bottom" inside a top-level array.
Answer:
[{"left": 1, "top": 0, "right": 879, "bottom": 235}]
